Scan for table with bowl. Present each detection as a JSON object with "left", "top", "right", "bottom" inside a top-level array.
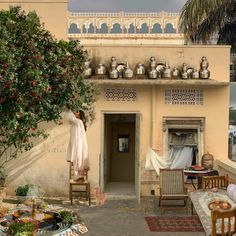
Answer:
[{"left": 184, "top": 166, "right": 216, "bottom": 189}]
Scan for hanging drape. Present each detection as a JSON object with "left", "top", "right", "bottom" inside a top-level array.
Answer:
[{"left": 145, "top": 146, "right": 193, "bottom": 175}]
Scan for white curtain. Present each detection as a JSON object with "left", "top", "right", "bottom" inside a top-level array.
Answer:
[{"left": 145, "top": 146, "right": 193, "bottom": 175}]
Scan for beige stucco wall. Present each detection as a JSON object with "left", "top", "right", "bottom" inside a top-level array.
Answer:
[
  {"left": 0, "top": 0, "right": 68, "bottom": 40},
  {"left": 85, "top": 45, "right": 230, "bottom": 196},
  {"left": 5, "top": 125, "right": 70, "bottom": 197},
  {"left": 4, "top": 44, "right": 231, "bottom": 198},
  {"left": 87, "top": 84, "right": 229, "bottom": 196},
  {"left": 76, "top": 37, "right": 185, "bottom": 46}
]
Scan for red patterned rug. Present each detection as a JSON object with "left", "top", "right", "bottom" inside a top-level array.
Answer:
[{"left": 145, "top": 215, "right": 205, "bottom": 232}]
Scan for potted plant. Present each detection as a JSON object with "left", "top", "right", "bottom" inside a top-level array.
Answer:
[
  {"left": 15, "top": 184, "right": 31, "bottom": 203},
  {"left": 59, "top": 210, "right": 74, "bottom": 224}
]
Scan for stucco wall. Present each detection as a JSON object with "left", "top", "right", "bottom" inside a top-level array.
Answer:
[
  {"left": 5, "top": 124, "right": 70, "bottom": 197},
  {"left": 0, "top": 0, "right": 68, "bottom": 40},
  {"left": 155, "top": 86, "right": 229, "bottom": 159},
  {"left": 5, "top": 45, "right": 231, "bottom": 198},
  {"left": 77, "top": 37, "right": 185, "bottom": 46},
  {"left": 85, "top": 44, "right": 230, "bottom": 197}
]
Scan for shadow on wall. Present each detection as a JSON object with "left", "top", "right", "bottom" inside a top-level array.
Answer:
[{"left": 4, "top": 124, "right": 69, "bottom": 185}]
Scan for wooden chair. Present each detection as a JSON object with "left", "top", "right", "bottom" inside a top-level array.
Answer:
[
  {"left": 211, "top": 208, "right": 236, "bottom": 236},
  {"left": 159, "top": 169, "right": 188, "bottom": 214},
  {"left": 69, "top": 163, "right": 91, "bottom": 205},
  {"left": 202, "top": 175, "right": 228, "bottom": 190}
]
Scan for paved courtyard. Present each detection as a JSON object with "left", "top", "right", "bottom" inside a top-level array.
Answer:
[
  {"left": 74, "top": 197, "right": 205, "bottom": 236},
  {"left": 2, "top": 195, "right": 205, "bottom": 236}
]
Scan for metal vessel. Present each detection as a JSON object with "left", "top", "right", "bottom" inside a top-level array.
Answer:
[
  {"left": 135, "top": 63, "right": 146, "bottom": 75},
  {"left": 199, "top": 56, "right": 210, "bottom": 79},
  {"left": 95, "top": 64, "right": 107, "bottom": 75},
  {"left": 148, "top": 57, "right": 158, "bottom": 79},
  {"left": 172, "top": 67, "right": 180, "bottom": 78},
  {"left": 163, "top": 62, "right": 171, "bottom": 78},
  {"left": 109, "top": 67, "right": 119, "bottom": 79},
  {"left": 83, "top": 59, "right": 92, "bottom": 78},
  {"left": 123, "top": 62, "right": 134, "bottom": 78},
  {"left": 192, "top": 69, "right": 199, "bottom": 79}
]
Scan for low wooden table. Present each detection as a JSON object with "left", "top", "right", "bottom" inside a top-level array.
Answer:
[{"left": 184, "top": 169, "right": 216, "bottom": 189}]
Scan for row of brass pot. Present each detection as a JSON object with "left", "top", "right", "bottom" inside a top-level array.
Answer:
[
  {"left": 84, "top": 56, "right": 210, "bottom": 79},
  {"left": 84, "top": 63, "right": 210, "bottom": 79}
]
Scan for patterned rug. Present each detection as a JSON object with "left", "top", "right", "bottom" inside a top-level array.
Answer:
[{"left": 145, "top": 215, "right": 205, "bottom": 232}]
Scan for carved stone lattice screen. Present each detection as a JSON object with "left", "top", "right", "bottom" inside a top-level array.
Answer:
[
  {"left": 105, "top": 88, "right": 137, "bottom": 101},
  {"left": 165, "top": 89, "right": 203, "bottom": 105}
]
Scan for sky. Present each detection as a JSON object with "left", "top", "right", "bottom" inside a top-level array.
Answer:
[{"left": 68, "top": 0, "right": 188, "bottom": 12}]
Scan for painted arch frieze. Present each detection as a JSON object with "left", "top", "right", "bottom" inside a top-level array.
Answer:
[{"left": 67, "top": 12, "right": 181, "bottom": 35}]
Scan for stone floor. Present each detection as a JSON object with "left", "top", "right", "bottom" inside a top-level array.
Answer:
[
  {"left": 73, "top": 197, "right": 205, "bottom": 236},
  {"left": 2, "top": 196, "right": 206, "bottom": 236}
]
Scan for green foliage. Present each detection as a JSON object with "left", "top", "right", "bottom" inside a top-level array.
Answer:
[
  {"left": 59, "top": 210, "right": 73, "bottom": 223},
  {"left": 0, "top": 7, "right": 97, "bottom": 170},
  {"left": 179, "top": 0, "right": 236, "bottom": 51},
  {"left": 8, "top": 222, "right": 35, "bottom": 236},
  {"left": 15, "top": 184, "right": 31, "bottom": 196}
]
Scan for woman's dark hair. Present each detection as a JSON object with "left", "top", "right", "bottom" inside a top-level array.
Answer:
[
  {"left": 79, "top": 110, "right": 86, "bottom": 121},
  {"left": 66, "top": 104, "right": 71, "bottom": 110},
  {"left": 79, "top": 110, "right": 87, "bottom": 131}
]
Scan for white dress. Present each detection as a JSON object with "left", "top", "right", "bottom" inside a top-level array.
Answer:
[{"left": 64, "top": 110, "right": 89, "bottom": 177}]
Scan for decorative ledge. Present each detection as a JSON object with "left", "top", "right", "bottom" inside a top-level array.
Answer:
[
  {"left": 216, "top": 159, "right": 236, "bottom": 174},
  {"left": 86, "top": 78, "right": 229, "bottom": 86},
  {"left": 141, "top": 180, "right": 160, "bottom": 184}
]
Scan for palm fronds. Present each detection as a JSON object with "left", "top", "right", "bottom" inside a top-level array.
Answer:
[{"left": 179, "top": 0, "right": 236, "bottom": 44}]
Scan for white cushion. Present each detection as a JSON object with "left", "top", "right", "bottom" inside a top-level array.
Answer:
[{"left": 227, "top": 184, "right": 236, "bottom": 202}]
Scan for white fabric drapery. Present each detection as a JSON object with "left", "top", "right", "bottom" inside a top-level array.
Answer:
[
  {"left": 64, "top": 110, "right": 89, "bottom": 177},
  {"left": 145, "top": 146, "right": 193, "bottom": 175}
]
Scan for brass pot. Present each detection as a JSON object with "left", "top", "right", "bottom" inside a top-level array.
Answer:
[
  {"left": 163, "top": 63, "right": 171, "bottom": 78},
  {"left": 84, "top": 68, "right": 92, "bottom": 78},
  {"left": 200, "top": 69, "right": 210, "bottom": 79},
  {"left": 172, "top": 67, "right": 180, "bottom": 78},
  {"left": 109, "top": 67, "right": 119, "bottom": 79},
  {"left": 136, "top": 64, "right": 146, "bottom": 75},
  {"left": 148, "top": 68, "right": 158, "bottom": 79},
  {"left": 123, "top": 66, "right": 133, "bottom": 78},
  {"left": 192, "top": 69, "right": 199, "bottom": 79},
  {"left": 95, "top": 64, "right": 107, "bottom": 75}
]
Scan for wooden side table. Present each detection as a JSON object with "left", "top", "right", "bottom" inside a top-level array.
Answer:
[{"left": 184, "top": 169, "right": 216, "bottom": 189}]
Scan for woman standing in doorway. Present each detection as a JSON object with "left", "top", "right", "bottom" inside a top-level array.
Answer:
[{"left": 64, "top": 108, "right": 89, "bottom": 181}]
